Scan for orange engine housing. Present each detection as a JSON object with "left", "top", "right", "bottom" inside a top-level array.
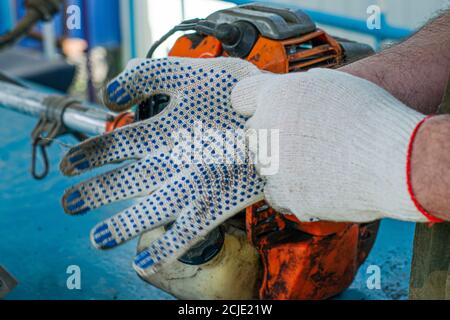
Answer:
[
  {"left": 169, "top": 29, "right": 343, "bottom": 73},
  {"left": 165, "top": 30, "right": 379, "bottom": 300}
]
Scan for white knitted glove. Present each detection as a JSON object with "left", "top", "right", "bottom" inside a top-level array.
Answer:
[{"left": 232, "top": 68, "right": 434, "bottom": 223}]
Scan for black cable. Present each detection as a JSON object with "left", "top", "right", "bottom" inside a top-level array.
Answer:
[
  {"left": 0, "top": 71, "right": 25, "bottom": 87},
  {"left": 0, "top": 11, "right": 41, "bottom": 50},
  {"left": 146, "top": 19, "right": 203, "bottom": 58},
  {"left": 140, "top": 19, "right": 204, "bottom": 121},
  {"left": 31, "top": 141, "right": 50, "bottom": 180},
  {"left": 0, "top": 0, "right": 63, "bottom": 51}
]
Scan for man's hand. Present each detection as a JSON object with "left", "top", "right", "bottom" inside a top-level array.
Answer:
[
  {"left": 340, "top": 9, "right": 450, "bottom": 221},
  {"left": 60, "top": 57, "right": 265, "bottom": 276},
  {"left": 232, "top": 68, "right": 444, "bottom": 223}
]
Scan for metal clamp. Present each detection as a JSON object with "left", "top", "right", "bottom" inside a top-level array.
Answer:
[{"left": 31, "top": 96, "right": 85, "bottom": 180}]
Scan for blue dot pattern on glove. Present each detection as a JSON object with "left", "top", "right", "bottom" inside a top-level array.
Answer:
[{"left": 60, "top": 57, "right": 265, "bottom": 276}]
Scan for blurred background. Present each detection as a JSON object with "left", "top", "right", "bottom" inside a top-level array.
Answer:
[
  {"left": 1, "top": 0, "right": 449, "bottom": 102},
  {"left": 0, "top": 0, "right": 449, "bottom": 300}
]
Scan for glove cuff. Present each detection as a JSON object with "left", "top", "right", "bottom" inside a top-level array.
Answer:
[{"left": 406, "top": 116, "right": 445, "bottom": 224}]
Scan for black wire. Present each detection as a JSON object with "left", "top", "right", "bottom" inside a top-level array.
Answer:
[
  {"left": 146, "top": 19, "right": 203, "bottom": 58},
  {"left": 140, "top": 19, "right": 203, "bottom": 121},
  {"left": 0, "top": 0, "right": 64, "bottom": 51},
  {"left": 31, "top": 140, "right": 50, "bottom": 180},
  {"left": 0, "top": 11, "right": 41, "bottom": 51},
  {"left": 0, "top": 71, "right": 26, "bottom": 87}
]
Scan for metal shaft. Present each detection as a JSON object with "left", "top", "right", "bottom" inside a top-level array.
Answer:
[{"left": 0, "top": 80, "right": 114, "bottom": 136}]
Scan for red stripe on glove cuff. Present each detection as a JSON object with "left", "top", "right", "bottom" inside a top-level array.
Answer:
[{"left": 406, "top": 115, "right": 445, "bottom": 224}]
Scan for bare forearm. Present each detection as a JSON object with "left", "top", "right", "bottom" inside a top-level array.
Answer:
[
  {"left": 340, "top": 10, "right": 450, "bottom": 221},
  {"left": 341, "top": 9, "right": 450, "bottom": 114}
]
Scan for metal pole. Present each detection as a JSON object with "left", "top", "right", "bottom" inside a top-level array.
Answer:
[{"left": 0, "top": 81, "right": 114, "bottom": 136}]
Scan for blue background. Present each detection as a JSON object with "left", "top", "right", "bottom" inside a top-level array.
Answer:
[{"left": 0, "top": 0, "right": 121, "bottom": 49}]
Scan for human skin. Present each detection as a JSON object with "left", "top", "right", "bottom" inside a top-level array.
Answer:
[{"left": 340, "top": 9, "right": 450, "bottom": 221}]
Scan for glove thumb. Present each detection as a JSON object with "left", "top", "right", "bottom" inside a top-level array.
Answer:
[{"left": 231, "top": 74, "right": 275, "bottom": 117}]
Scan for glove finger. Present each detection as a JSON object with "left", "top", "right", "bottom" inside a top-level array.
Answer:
[
  {"left": 90, "top": 180, "right": 193, "bottom": 249},
  {"left": 133, "top": 168, "right": 265, "bottom": 276},
  {"left": 60, "top": 120, "right": 172, "bottom": 177},
  {"left": 132, "top": 208, "right": 203, "bottom": 276},
  {"left": 103, "top": 57, "right": 260, "bottom": 112},
  {"left": 103, "top": 58, "right": 181, "bottom": 112},
  {"left": 62, "top": 153, "right": 186, "bottom": 215}
]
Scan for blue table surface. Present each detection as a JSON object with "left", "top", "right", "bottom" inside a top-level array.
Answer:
[{"left": 0, "top": 107, "right": 415, "bottom": 300}]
